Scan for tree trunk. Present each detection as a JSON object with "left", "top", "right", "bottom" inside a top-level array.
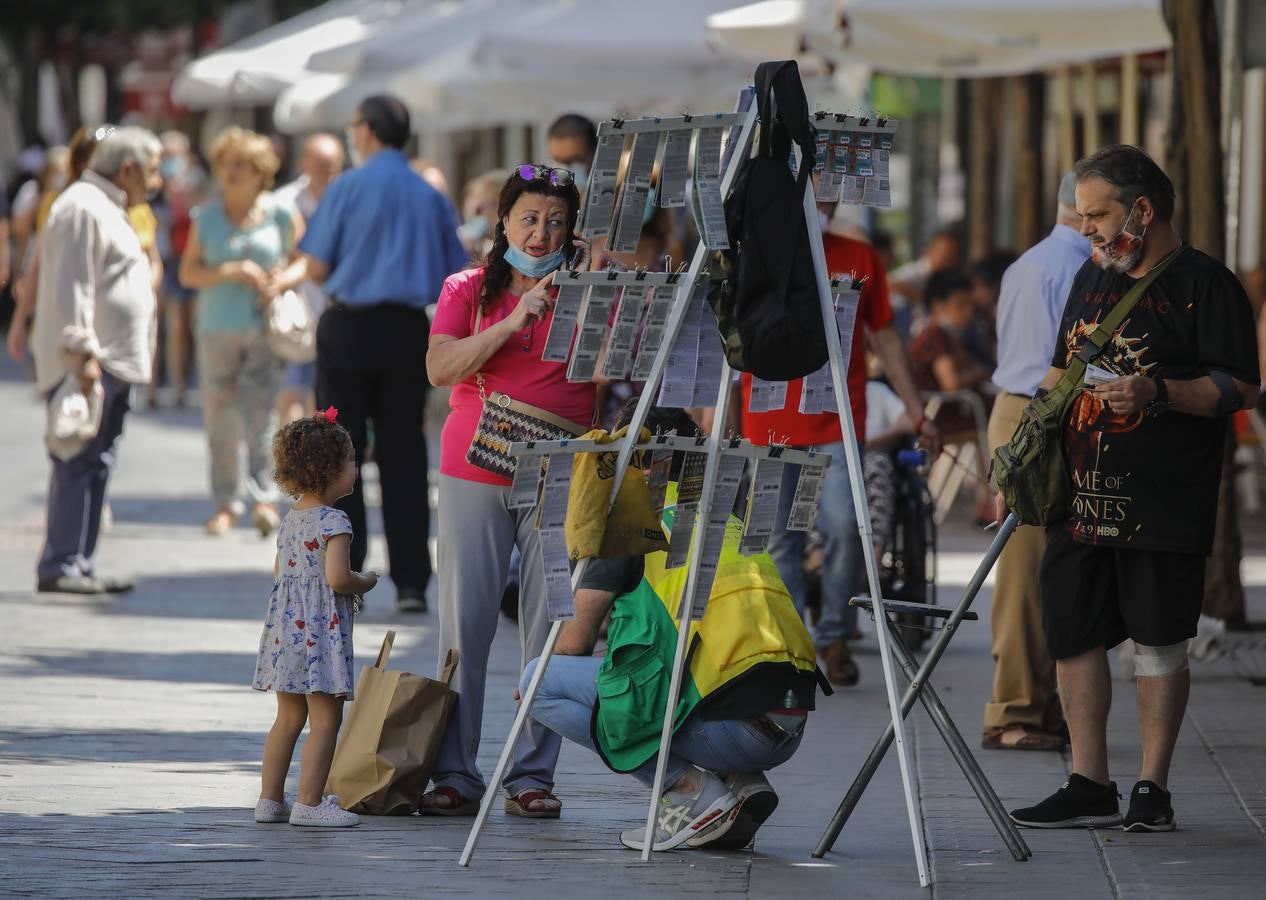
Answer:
[
  {"left": 967, "top": 78, "right": 1000, "bottom": 259},
  {"left": 1166, "top": 0, "right": 1245, "bottom": 622},
  {"left": 1011, "top": 74, "right": 1045, "bottom": 251}
]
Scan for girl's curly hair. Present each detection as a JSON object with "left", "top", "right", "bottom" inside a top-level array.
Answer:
[{"left": 273, "top": 414, "right": 354, "bottom": 498}]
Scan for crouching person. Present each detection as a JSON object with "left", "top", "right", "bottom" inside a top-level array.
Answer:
[{"left": 521, "top": 406, "right": 830, "bottom": 852}]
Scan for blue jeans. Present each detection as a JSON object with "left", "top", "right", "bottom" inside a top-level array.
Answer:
[
  {"left": 767, "top": 440, "right": 864, "bottom": 646},
  {"left": 521, "top": 656, "right": 802, "bottom": 789}
]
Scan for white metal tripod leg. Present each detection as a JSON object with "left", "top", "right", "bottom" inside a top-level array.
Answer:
[
  {"left": 459, "top": 617, "right": 564, "bottom": 866},
  {"left": 638, "top": 356, "right": 736, "bottom": 860},
  {"left": 801, "top": 186, "right": 930, "bottom": 887}
]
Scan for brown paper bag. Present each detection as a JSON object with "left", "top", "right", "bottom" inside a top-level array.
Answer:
[{"left": 326, "top": 631, "right": 458, "bottom": 815}]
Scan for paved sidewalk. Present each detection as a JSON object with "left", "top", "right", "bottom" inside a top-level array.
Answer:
[{"left": 1, "top": 358, "right": 1264, "bottom": 898}]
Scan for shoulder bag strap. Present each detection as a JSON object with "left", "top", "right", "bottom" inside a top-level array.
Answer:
[
  {"left": 472, "top": 303, "right": 487, "bottom": 399},
  {"left": 1059, "top": 244, "right": 1183, "bottom": 388}
]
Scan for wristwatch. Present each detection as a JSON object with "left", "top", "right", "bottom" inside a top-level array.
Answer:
[{"left": 1145, "top": 377, "right": 1170, "bottom": 417}]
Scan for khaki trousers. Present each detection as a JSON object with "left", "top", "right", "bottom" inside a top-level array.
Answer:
[{"left": 984, "top": 392, "right": 1063, "bottom": 733}]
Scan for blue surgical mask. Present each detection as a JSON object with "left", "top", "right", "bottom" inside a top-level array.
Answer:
[
  {"left": 504, "top": 242, "right": 566, "bottom": 278},
  {"left": 457, "top": 217, "right": 490, "bottom": 244}
]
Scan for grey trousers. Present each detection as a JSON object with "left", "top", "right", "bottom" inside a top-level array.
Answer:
[
  {"left": 432, "top": 474, "right": 559, "bottom": 800},
  {"left": 38, "top": 372, "right": 131, "bottom": 581}
]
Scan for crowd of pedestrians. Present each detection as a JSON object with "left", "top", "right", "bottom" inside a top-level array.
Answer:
[{"left": 1, "top": 97, "right": 1261, "bottom": 849}]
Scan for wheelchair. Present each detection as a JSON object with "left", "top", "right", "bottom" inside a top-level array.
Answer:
[
  {"left": 873, "top": 439, "right": 938, "bottom": 653},
  {"left": 801, "top": 437, "right": 937, "bottom": 652}
]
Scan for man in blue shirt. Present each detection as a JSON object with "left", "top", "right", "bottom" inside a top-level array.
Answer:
[
  {"left": 981, "top": 173, "right": 1089, "bottom": 752},
  {"left": 301, "top": 93, "right": 467, "bottom": 613}
]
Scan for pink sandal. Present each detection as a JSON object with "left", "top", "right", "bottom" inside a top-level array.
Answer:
[
  {"left": 419, "top": 786, "right": 479, "bottom": 816},
  {"left": 504, "top": 789, "right": 562, "bottom": 819}
]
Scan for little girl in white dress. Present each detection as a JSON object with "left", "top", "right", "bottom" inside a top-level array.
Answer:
[{"left": 252, "top": 407, "right": 378, "bottom": 827}]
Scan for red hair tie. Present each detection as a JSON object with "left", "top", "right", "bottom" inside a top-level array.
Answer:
[{"left": 320, "top": 406, "right": 339, "bottom": 424}]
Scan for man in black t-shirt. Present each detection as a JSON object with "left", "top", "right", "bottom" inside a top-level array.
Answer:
[{"left": 999, "top": 145, "right": 1260, "bottom": 834}]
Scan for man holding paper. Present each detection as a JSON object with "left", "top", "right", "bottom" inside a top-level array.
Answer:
[
  {"left": 522, "top": 405, "right": 828, "bottom": 852},
  {"left": 1001, "top": 145, "right": 1259, "bottom": 833}
]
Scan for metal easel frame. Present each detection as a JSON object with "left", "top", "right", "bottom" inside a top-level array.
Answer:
[
  {"left": 813, "top": 515, "right": 1031, "bottom": 865},
  {"left": 458, "top": 99, "right": 761, "bottom": 868}
]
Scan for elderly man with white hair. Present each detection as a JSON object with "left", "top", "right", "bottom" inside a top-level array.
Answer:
[{"left": 32, "top": 125, "right": 162, "bottom": 595}]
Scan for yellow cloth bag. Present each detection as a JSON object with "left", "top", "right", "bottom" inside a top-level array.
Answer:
[{"left": 565, "top": 426, "right": 669, "bottom": 559}]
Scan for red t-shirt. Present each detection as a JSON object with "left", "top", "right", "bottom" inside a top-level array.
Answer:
[
  {"left": 740, "top": 233, "right": 893, "bottom": 446},
  {"left": 430, "top": 268, "right": 597, "bottom": 485}
]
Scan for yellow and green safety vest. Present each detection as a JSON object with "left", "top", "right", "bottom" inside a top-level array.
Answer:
[{"left": 591, "top": 497, "right": 823, "bottom": 773}]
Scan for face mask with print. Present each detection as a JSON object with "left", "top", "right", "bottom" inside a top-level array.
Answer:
[
  {"left": 503, "top": 242, "right": 566, "bottom": 278},
  {"left": 1090, "top": 200, "right": 1145, "bottom": 273}
]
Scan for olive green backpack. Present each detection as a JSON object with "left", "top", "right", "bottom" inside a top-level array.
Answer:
[{"left": 992, "top": 247, "right": 1179, "bottom": 526}]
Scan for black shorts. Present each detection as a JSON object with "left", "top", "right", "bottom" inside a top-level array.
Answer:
[{"left": 1038, "top": 526, "right": 1206, "bottom": 660}]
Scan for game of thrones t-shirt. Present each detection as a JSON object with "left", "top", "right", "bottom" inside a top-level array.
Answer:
[{"left": 1050, "top": 245, "right": 1260, "bottom": 555}]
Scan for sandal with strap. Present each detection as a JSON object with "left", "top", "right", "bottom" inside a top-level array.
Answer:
[
  {"left": 981, "top": 725, "right": 1067, "bottom": 752},
  {"left": 419, "top": 786, "right": 479, "bottom": 817},
  {"left": 504, "top": 789, "right": 562, "bottom": 819}
]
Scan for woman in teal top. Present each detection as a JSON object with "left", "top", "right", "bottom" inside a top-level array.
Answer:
[{"left": 179, "top": 127, "right": 306, "bottom": 538}]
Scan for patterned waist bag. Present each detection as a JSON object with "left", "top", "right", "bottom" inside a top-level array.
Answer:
[{"left": 465, "top": 305, "right": 587, "bottom": 480}]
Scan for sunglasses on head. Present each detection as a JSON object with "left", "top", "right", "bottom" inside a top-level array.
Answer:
[{"left": 515, "top": 163, "right": 574, "bottom": 187}]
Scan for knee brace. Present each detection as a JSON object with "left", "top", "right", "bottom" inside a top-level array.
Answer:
[{"left": 1132, "top": 641, "right": 1189, "bottom": 677}]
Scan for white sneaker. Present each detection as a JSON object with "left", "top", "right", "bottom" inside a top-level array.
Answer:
[
  {"left": 618, "top": 768, "right": 739, "bottom": 851},
  {"left": 288, "top": 795, "right": 360, "bottom": 828},
  {"left": 254, "top": 793, "right": 295, "bottom": 823}
]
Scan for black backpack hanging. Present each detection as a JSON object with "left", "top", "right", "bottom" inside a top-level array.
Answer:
[{"left": 708, "top": 60, "right": 826, "bottom": 382}]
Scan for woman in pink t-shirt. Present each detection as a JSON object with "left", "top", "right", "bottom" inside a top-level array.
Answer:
[{"left": 422, "top": 165, "right": 594, "bottom": 819}]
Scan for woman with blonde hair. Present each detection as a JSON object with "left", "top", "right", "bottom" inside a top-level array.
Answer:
[{"left": 180, "top": 127, "right": 307, "bottom": 537}]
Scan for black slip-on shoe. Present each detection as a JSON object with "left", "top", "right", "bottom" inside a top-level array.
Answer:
[
  {"left": 1123, "top": 780, "right": 1176, "bottom": 832},
  {"left": 1010, "top": 774, "right": 1123, "bottom": 828}
]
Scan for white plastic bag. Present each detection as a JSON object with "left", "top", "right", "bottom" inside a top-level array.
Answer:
[
  {"left": 46, "top": 375, "right": 104, "bottom": 461},
  {"left": 266, "top": 289, "right": 317, "bottom": 363}
]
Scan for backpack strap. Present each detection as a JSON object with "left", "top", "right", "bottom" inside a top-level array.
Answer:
[{"left": 753, "top": 60, "right": 817, "bottom": 192}]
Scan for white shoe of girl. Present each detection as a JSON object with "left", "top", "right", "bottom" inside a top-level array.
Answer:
[
  {"left": 288, "top": 795, "right": 360, "bottom": 828},
  {"left": 254, "top": 793, "right": 295, "bottom": 823}
]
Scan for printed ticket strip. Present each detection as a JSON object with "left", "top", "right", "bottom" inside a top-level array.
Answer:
[
  {"left": 602, "top": 284, "right": 647, "bottom": 379},
  {"left": 566, "top": 284, "right": 616, "bottom": 382},
  {"left": 740, "top": 457, "right": 784, "bottom": 555},
  {"left": 665, "top": 450, "right": 707, "bottom": 569},
  {"left": 690, "top": 127, "right": 730, "bottom": 250},
  {"left": 631, "top": 284, "right": 673, "bottom": 381},
  {"left": 747, "top": 377, "right": 788, "bottom": 413},
  {"left": 610, "top": 130, "right": 661, "bottom": 253},
  {"left": 508, "top": 452, "right": 544, "bottom": 509},
  {"left": 535, "top": 453, "right": 576, "bottom": 621},
  {"left": 799, "top": 288, "right": 862, "bottom": 415},
  {"left": 577, "top": 129, "right": 625, "bottom": 239},
  {"left": 657, "top": 129, "right": 691, "bottom": 208},
  {"left": 688, "top": 452, "right": 746, "bottom": 619},
  {"left": 657, "top": 286, "right": 704, "bottom": 408},
  {"left": 541, "top": 280, "right": 587, "bottom": 362},
  {"left": 786, "top": 464, "right": 826, "bottom": 532}
]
